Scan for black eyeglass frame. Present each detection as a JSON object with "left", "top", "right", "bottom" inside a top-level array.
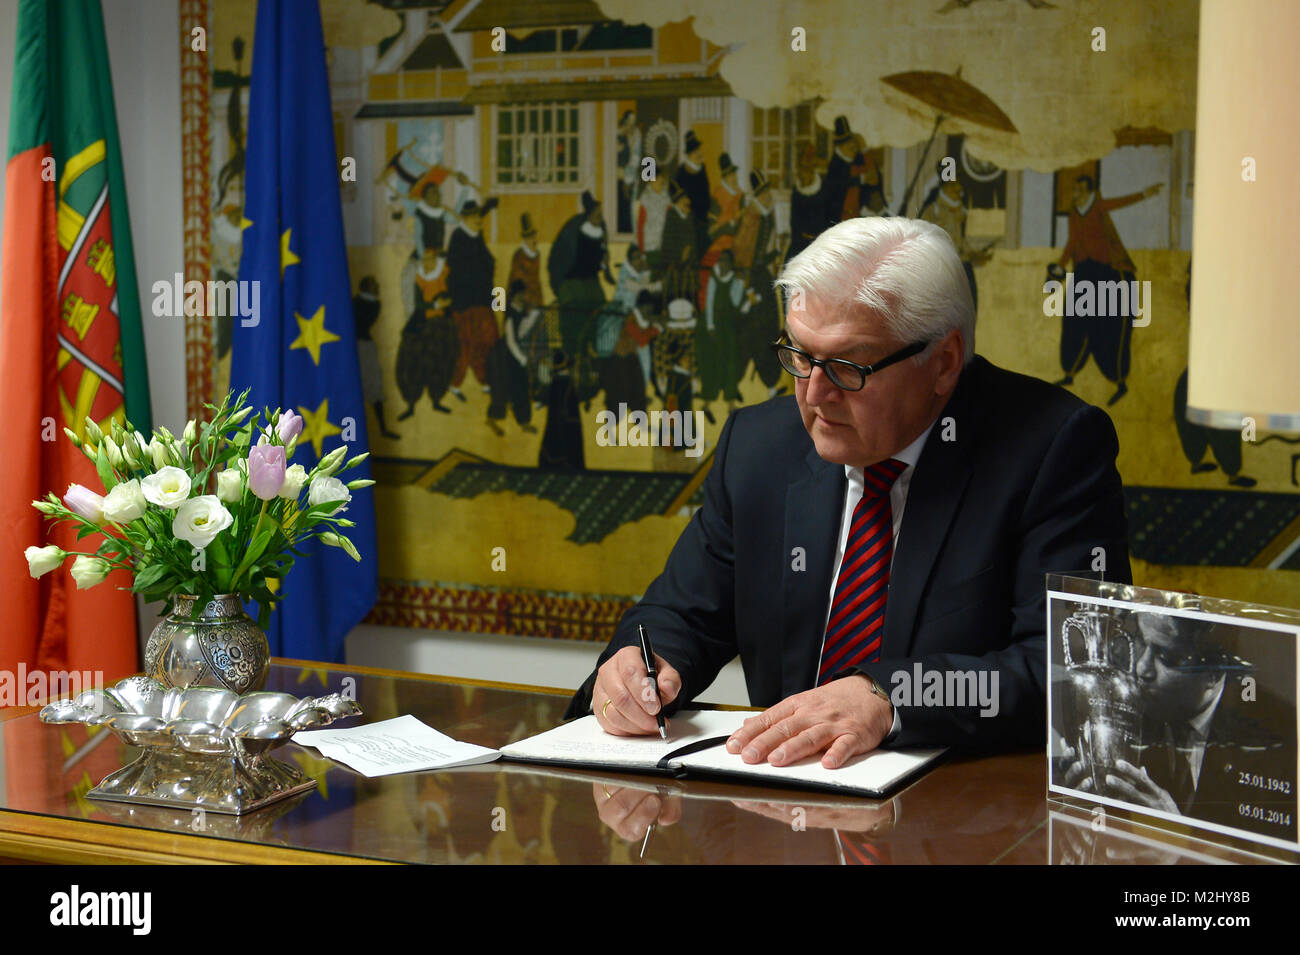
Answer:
[{"left": 769, "top": 337, "right": 932, "bottom": 391}]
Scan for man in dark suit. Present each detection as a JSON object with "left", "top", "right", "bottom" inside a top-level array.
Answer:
[{"left": 567, "top": 217, "right": 1131, "bottom": 768}]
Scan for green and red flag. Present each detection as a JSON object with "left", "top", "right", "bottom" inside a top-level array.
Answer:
[{"left": 0, "top": 0, "right": 151, "bottom": 683}]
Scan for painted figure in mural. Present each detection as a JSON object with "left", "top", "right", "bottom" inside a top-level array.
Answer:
[
  {"left": 699, "top": 248, "right": 753, "bottom": 421},
  {"left": 672, "top": 129, "right": 712, "bottom": 257},
  {"left": 598, "top": 289, "right": 662, "bottom": 424},
  {"left": 635, "top": 172, "right": 671, "bottom": 269},
  {"left": 508, "top": 213, "right": 543, "bottom": 308},
  {"left": 380, "top": 139, "right": 470, "bottom": 244},
  {"left": 613, "top": 245, "right": 661, "bottom": 312},
  {"left": 549, "top": 190, "right": 611, "bottom": 358},
  {"left": 824, "top": 116, "right": 861, "bottom": 229},
  {"left": 733, "top": 170, "right": 785, "bottom": 398},
  {"left": 485, "top": 280, "right": 540, "bottom": 437},
  {"left": 703, "top": 153, "right": 743, "bottom": 261},
  {"left": 658, "top": 180, "right": 700, "bottom": 314},
  {"left": 211, "top": 203, "right": 245, "bottom": 362},
  {"left": 653, "top": 299, "right": 698, "bottom": 447},
  {"left": 446, "top": 197, "right": 501, "bottom": 402},
  {"left": 843, "top": 135, "right": 888, "bottom": 219},
  {"left": 413, "top": 181, "right": 459, "bottom": 256},
  {"left": 538, "top": 349, "right": 585, "bottom": 471},
  {"left": 594, "top": 244, "right": 662, "bottom": 383},
  {"left": 615, "top": 109, "right": 643, "bottom": 235},
  {"left": 396, "top": 247, "right": 457, "bottom": 420},
  {"left": 353, "top": 275, "right": 398, "bottom": 440},
  {"left": 788, "top": 143, "right": 831, "bottom": 262},
  {"left": 920, "top": 179, "right": 992, "bottom": 312},
  {"left": 1053, "top": 174, "right": 1163, "bottom": 406}
]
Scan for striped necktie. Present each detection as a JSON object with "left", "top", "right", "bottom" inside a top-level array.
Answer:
[{"left": 818, "top": 458, "right": 908, "bottom": 685}]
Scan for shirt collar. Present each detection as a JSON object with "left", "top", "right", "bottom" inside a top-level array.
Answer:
[
  {"left": 1187, "top": 678, "right": 1225, "bottom": 740},
  {"left": 843, "top": 416, "right": 938, "bottom": 484}
]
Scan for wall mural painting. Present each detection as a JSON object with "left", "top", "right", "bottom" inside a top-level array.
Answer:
[{"left": 180, "top": 0, "right": 1300, "bottom": 646}]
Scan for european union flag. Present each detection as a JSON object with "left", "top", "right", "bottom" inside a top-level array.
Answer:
[{"left": 231, "top": 0, "right": 377, "bottom": 662}]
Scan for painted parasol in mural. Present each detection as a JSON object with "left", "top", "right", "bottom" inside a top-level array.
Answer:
[{"left": 881, "top": 66, "right": 1018, "bottom": 214}]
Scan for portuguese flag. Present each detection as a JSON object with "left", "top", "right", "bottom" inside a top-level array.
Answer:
[{"left": 0, "top": 0, "right": 151, "bottom": 684}]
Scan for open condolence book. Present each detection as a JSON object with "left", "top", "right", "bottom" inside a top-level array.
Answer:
[{"left": 500, "top": 710, "right": 946, "bottom": 798}]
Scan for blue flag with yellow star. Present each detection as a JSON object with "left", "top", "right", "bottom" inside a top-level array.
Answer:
[{"left": 231, "top": 0, "right": 377, "bottom": 662}]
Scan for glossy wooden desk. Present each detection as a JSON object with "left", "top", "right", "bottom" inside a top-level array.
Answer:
[{"left": 0, "top": 661, "right": 1276, "bottom": 864}]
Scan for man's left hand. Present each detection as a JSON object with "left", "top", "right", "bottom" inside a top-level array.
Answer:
[{"left": 724, "top": 676, "right": 893, "bottom": 769}]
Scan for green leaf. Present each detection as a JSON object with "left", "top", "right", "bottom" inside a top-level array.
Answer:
[
  {"left": 131, "top": 562, "right": 169, "bottom": 593},
  {"left": 230, "top": 525, "right": 275, "bottom": 589},
  {"left": 208, "top": 535, "right": 234, "bottom": 592},
  {"left": 94, "top": 444, "right": 114, "bottom": 491}
]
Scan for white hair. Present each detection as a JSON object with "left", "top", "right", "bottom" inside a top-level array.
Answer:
[{"left": 775, "top": 217, "right": 975, "bottom": 366}]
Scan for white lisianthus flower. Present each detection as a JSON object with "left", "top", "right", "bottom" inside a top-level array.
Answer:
[
  {"left": 215, "top": 468, "right": 243, "bottom": 503},
  {"left": 102, "top": 479, "right": 147, "bottom": 523},
  {"left": 24, "top": 545, "right": 65, "bottom": 578},
  {"left": 70, "top": 555, "right": 111, "bottom": 589},
  {"left": 183, "top": 418, "right": 198, "bottom": 444},
  {"left": 308, "top": 475, "right": 351, "bottom": 514},
  {"left": 149, "top": 437, "right": 170, "bottom": 470},
  {"left": 172, "top": 495, "right": 233, "bottom": 550},
  {"left": 279, "top": 464, "right": 308, "bottom": 500},
  {"left": 141, "top": 466, "right": 192, "bottom": 509},
  {"left": 102, "top": 436, "right": 124, "bottom": 470}
]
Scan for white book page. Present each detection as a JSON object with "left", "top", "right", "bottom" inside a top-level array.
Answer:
[
  {"left": 674, "top": 744, "right": 947, "bottom": 795},
  {"left": 500, "top": 710, "right": 751, "bottom": 769}
]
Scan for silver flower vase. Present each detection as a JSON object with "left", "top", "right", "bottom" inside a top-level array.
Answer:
[{"left": 144, "top": 594, "right": 270, "bottom": 694}]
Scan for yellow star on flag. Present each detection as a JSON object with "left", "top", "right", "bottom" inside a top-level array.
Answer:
[
  {"left": 298, "top": 397, "right": 343, "bottom": 458},
  {"left": 69, "top": 771, "right": 98, "bottom": 819},
  {"left": 289, "top": 305, "right": 340, "bottom": 366},
  {"left": 295, "top": 665, "right": 332, "bottom": 688},
  {"left": 281, "top": 228, "right": 300, "bottom": 277},
  {"left": 240, "top": 215, "right": 253, "bottom": 230},
  {"left": 290, "top": 750, "right": 335, "bottom": 800}
]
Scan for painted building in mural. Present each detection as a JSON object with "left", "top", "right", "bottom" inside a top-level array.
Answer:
[{"left": 182, "top": 0, "right": 1300, "bottom": 645}]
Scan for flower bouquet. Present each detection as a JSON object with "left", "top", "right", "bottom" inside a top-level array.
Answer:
[{"left": 24, "top": 388, "right": 372, "bottom": 690}]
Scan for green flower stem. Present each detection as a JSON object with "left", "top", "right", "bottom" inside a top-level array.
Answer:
[{"left": 250, "top": 497, "right": 269, "bottom": 542}]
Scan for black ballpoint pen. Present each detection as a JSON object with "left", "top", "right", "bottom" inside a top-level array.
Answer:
[{"left": 638, "top": 624, "right": 668, "bottom": 739}]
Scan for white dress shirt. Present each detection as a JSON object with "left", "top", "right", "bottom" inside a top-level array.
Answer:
[{"left": 817, "top": 417, "right": 939, "bottom": 741}]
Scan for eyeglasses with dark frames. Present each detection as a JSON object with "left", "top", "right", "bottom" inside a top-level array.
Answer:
[{"left": 769, "top": 336, "right": 931, "bottom": 391}]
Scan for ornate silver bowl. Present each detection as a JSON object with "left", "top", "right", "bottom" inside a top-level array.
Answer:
[{"left": 40, "top": 676, "right": 362, "bottom": 815}]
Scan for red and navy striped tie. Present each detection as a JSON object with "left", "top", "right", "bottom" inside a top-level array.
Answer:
[{"left": 817, "top": 458, "right": 907, "bottom": 685}]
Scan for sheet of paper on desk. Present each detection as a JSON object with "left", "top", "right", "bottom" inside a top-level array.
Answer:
[
  {"left": 499, "top": 710, "right": 751, "bottom": 769},
  {"left": 293, "top": 714, "right": 500, "bottom": 777}
]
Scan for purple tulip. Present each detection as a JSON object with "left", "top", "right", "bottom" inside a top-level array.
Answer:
[
  {"left": 277, "top": 410, "right": 304, "bottom": 445},
  {"left": 63, "top": 484, "right": 105, "bottom": 523},
  {"left": 247, "top": 444, "right": 287, "bottom": 500}
]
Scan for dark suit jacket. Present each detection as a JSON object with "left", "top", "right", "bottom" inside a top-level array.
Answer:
[
  {"left": 567, "top": 355, "right": 1132, "bottom": 750},
  {"left": 1167, "top": 689, "right": 1297, "bottom": 843}
]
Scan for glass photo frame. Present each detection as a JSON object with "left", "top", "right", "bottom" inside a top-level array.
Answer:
[{"left": 1046, "top": 574, "right": 1300, "bottom": 859}]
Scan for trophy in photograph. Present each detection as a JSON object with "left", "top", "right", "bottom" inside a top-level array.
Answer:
[{"left": 1060, "top": 606, "right": 1141, "bottom": 796}]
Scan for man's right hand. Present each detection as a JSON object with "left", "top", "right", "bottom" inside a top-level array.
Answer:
[{"left": 593, "top": 645, "right": 682, "bottom": 736}]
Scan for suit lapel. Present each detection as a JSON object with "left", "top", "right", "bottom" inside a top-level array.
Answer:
[
  {"left": 782, "top": 448, "right": 846, "bottom": 695},
  {"left": 881, "top": 359, "right": 984, "bottom": 659}
]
